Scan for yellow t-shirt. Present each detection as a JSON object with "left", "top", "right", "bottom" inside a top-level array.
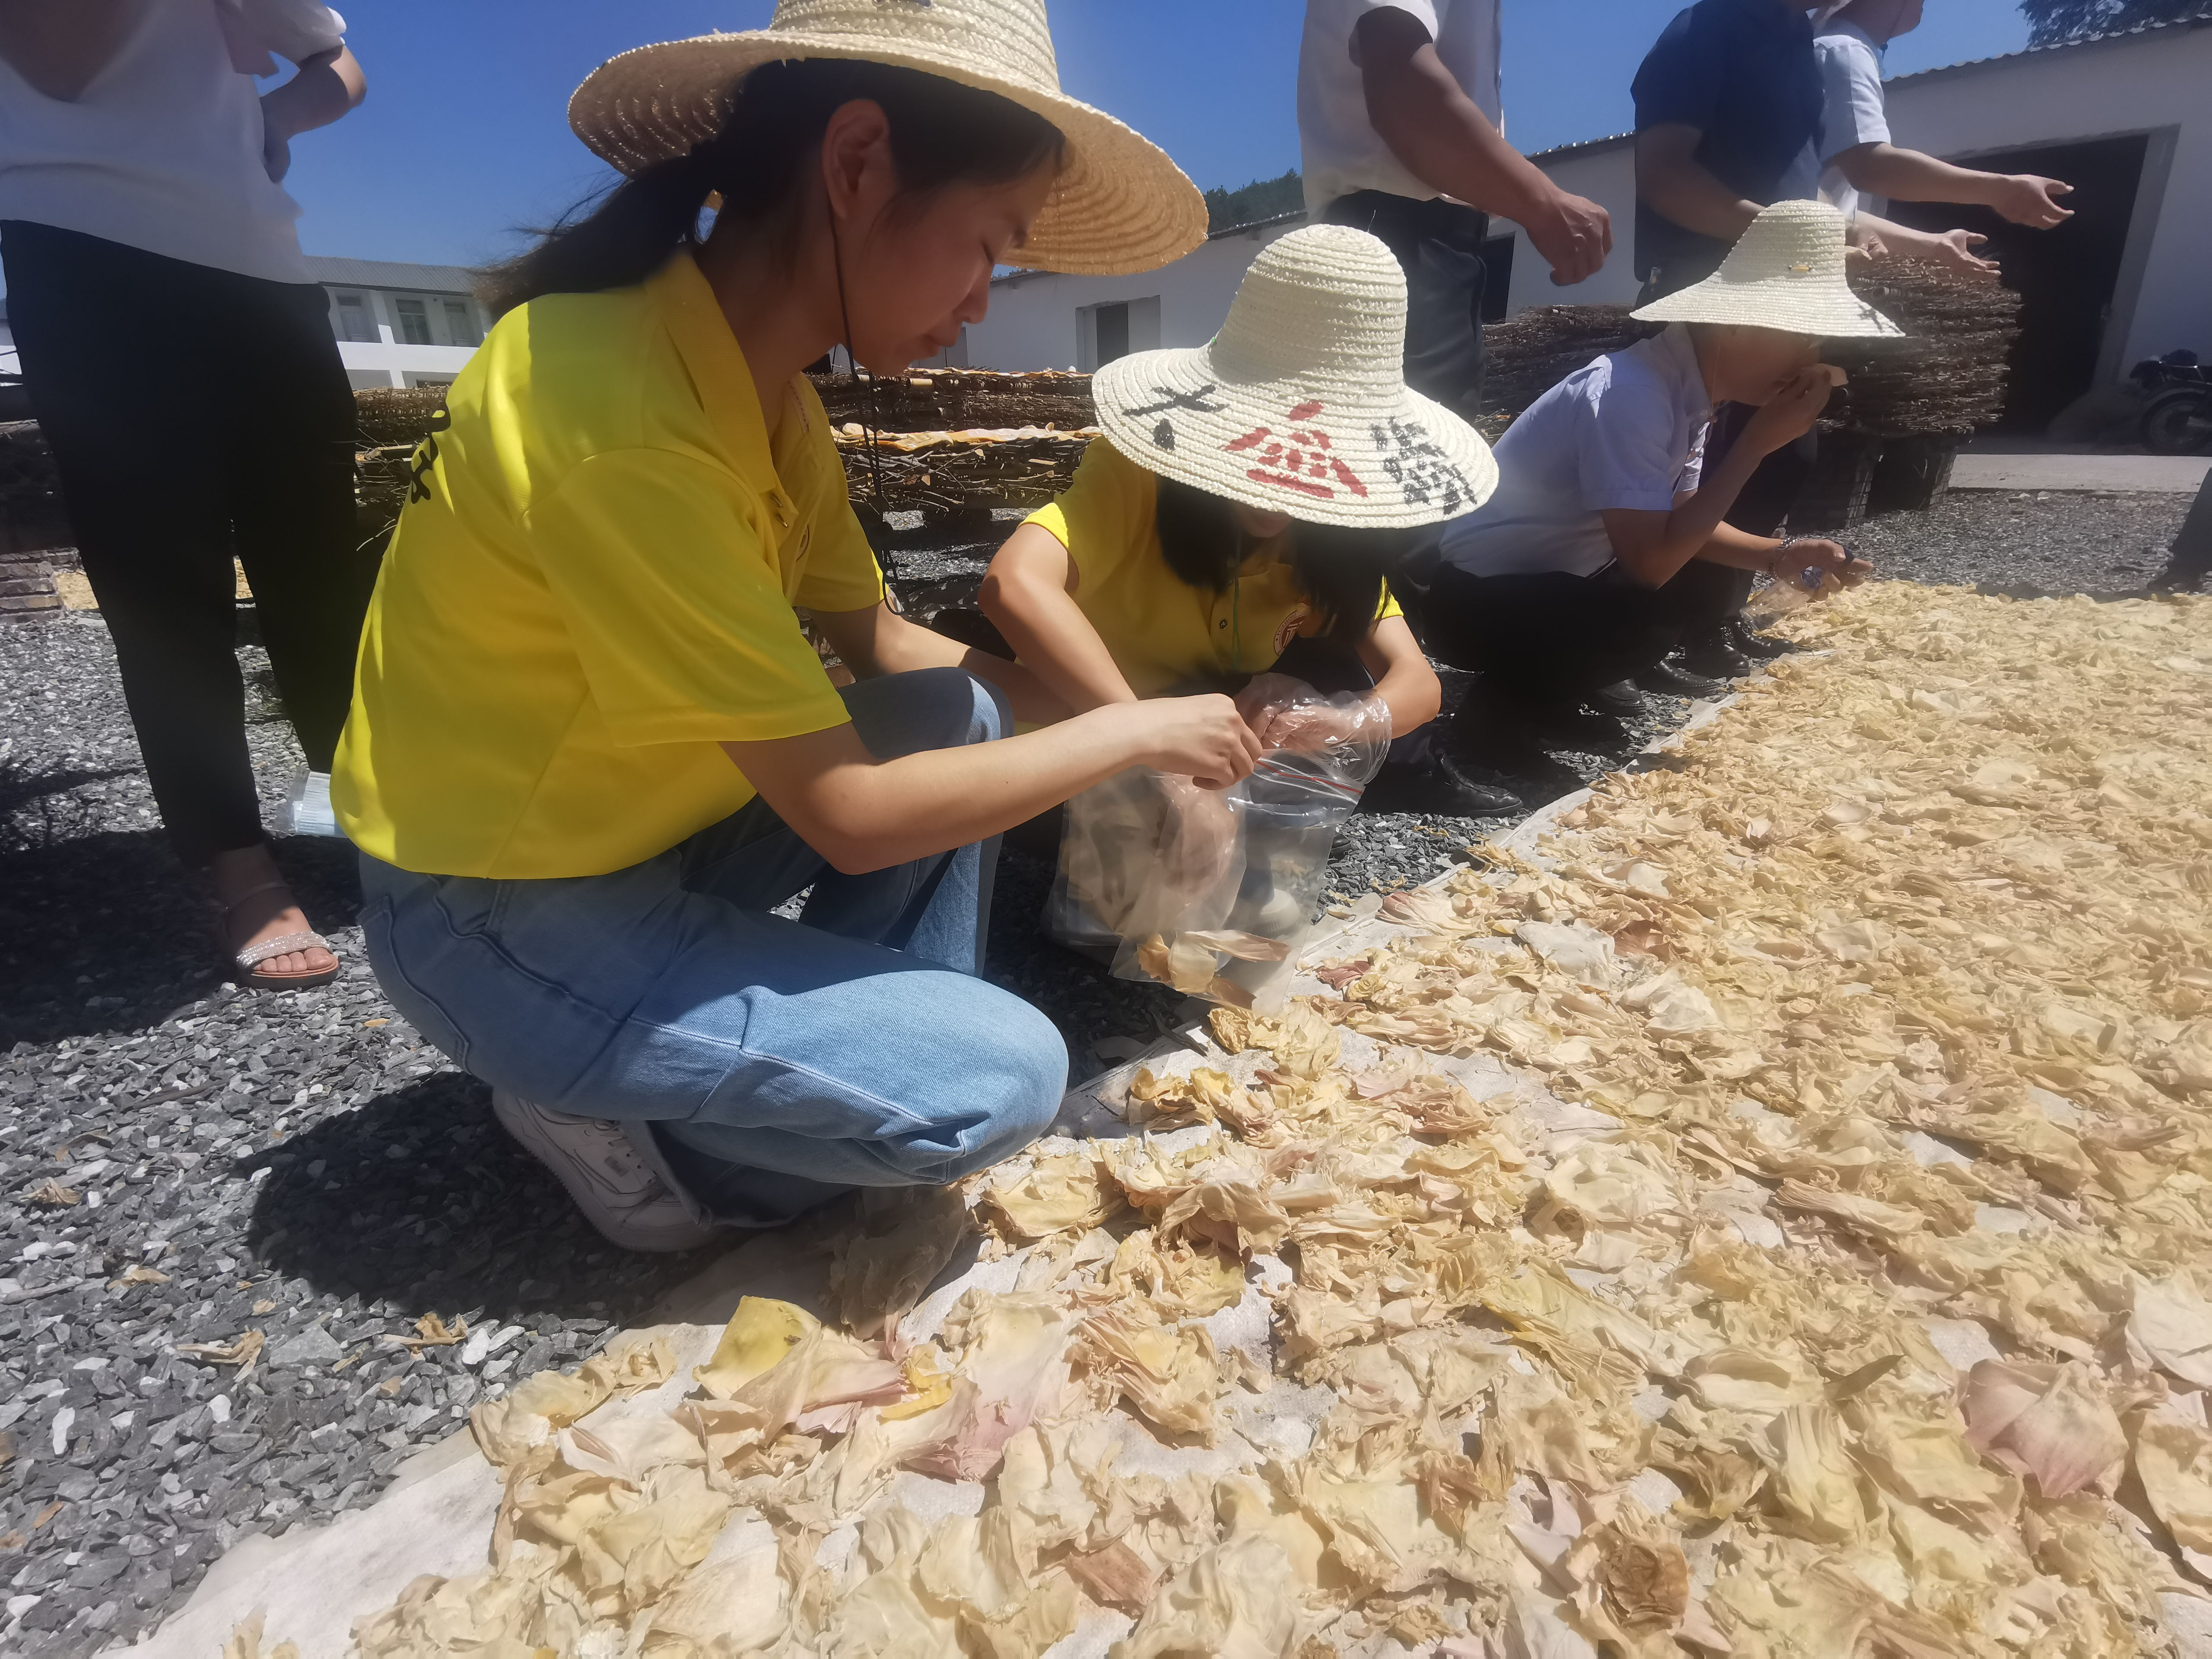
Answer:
[
  {"left": 1023, "top": 439, "right": 1401, "bottom": 699},
  {"left": 334, "top": 253, "right": 886, "bottom": 879}
]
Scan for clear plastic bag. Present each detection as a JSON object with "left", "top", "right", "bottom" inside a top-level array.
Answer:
[{"left": 1045, "top": 677, "right": 1391, "bottom": 1010}]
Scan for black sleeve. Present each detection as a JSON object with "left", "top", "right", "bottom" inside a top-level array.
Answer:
[{"left": 1630, "top": 3, "right": 1722, "bottom": 134}]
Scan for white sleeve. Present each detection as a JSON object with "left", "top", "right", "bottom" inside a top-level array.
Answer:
[
  {"left": 226, "top": 0, "right": 346, "bottom": 70},
  {"left": 1350, "top": 0, "right": 1444, "bottom": 38},
  {"left": 1574, "top": 363, "right": 1698, "bottom": 514},
  {"left": 1816, "top": 35, "right": 1890, "bottom": 162}
]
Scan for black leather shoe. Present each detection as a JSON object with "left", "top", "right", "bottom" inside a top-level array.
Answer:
[
  {"left": 1676, "top": 638, "right": 1755, "bottom": 681},
  {"left": 1360, "top": 754, "right": 1522, "bottom": 818},
  {"left": 1586, "top": 679, "right": 1645, "bottom": 718},
  {"left": 1635, "top": 660, "right": 1727, "bottom": 699},
  {"left": 1728, "top": 618, "right": 1797, "bottom": 660}
]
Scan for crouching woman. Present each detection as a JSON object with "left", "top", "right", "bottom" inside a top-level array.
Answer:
[{"left": 331, "top": 4, "right": 1239, "bottom": 1249}]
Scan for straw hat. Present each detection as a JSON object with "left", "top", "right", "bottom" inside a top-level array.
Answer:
[
  {"left": 1634, "top": 200, "right": 1903, "bottom": 337},
  {"left": 1092, "top": 226, "right": 1499, "bottom": 531},
  {"left": 569, "top": 0, "right": 1206, "bottom": 278}
]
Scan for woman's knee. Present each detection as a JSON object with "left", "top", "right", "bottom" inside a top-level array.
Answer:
[
  {"left": 930, "top": 986, "right": 1068, "bottom": 1174},
  {"left": 840, "top": 667, "right": 1008, "bottom": 760}
]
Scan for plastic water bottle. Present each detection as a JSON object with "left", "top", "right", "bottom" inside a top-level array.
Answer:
[{"left": 1745, "top": 561, "right": 1829, "bottom": 626}]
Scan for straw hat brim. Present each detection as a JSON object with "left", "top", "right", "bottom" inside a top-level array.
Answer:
[
  {"left": 569, "top": 34, "right": 1206, "bottom": 278},
  {"left": 1633, "top": 271, "right": 1904, "bottom": 338},
  {"left": 1092, "top": 345, "right": 1500, "bottom": 531}
]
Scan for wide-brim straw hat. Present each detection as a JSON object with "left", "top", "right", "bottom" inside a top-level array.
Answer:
[
  {"left": 1634, "top": 200, "right": 1903, "bottom": 337},
  {"left": 569, "top": 0, "right": 1206, "bottom": 278},
  {"left": 1091, "top": 226, "right": 1499, "bottom": 531}
]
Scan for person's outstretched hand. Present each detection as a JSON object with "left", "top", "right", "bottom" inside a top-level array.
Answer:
[
  {"left": 1990, "top": 174, "right": 2074, "bottom": 229},
  {"left": 1524, "top": 184, "right": 1613, "bottom": 287},
  {"left": 1923, "top": 227, "right": 2000, "bottom": 281}
]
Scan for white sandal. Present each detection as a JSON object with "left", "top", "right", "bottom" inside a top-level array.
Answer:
[{"left": 222, "top": 879, "right": 339, "bottom": 989}]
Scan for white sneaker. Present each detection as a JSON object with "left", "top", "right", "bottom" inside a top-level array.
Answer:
[
  {"left": 491, "top": 1091, "right": 720, "bottom": 1252},
  {"left": 280, "top": 769, "right": 346, "bottom": 839}
]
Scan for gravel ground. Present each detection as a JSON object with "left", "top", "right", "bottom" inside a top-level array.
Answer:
[
  {"left": 1846, "top": 487, "right": 2190, "bottom": 595},
  {"left": 0, "top": 486, "right": 2172, "bottom": 1652}
]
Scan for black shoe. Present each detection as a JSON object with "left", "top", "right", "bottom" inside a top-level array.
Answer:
[
  {"left": 1727, "top": 618, "right": 1797, "bottom": 660},
  {"left": 1676, "top": 638, "right": 1754, "bottom": 681},
  {"left": 1360, "top": 754, "right": 1522, "bottom": 818},
  {"left": 1453, "top": 694, "right": 1564, "bottom": 779},
  {"left": 1634, "top": 660, "right": 1727, "bottom": 699},
  {"left": 1587, "top": 679, "right": 1645, "bottom": 718}
]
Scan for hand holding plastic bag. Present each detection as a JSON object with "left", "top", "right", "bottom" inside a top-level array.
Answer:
[{"left": 1233, "top": 673, "right": 1394, "bottom": 759}]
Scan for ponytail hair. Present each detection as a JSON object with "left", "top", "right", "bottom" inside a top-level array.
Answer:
[
  {"left": 1154, "top": 475, "right": 1404, "bottom": 649},
  {"left": 480, "top": 59, "right": 1066, "bottom": 316}
]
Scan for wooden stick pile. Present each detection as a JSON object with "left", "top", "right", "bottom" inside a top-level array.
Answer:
[
  {"left": 835, "top": 427, "right": 1100, "bottom": 516},
  {"left": 809, "top": 368, "right": 1094, "bottom": 435}
]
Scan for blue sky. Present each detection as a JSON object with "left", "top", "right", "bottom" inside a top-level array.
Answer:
[{"left": 283, "top": 0, "right": 2032, "bottom": 270}]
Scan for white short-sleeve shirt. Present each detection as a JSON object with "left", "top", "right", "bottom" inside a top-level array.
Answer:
[
  {"left": 1438, "top": 324, "right": 1713, "bottom": 580},
  {"left": 0, "top": 0, "right": 346, "bottom": 284},
  {"left": 1815, "top": 20, "right": 1891, "bottom": 219},
  {"left": 1298, "top": 0, "right": 1503, "bottom": 216}
]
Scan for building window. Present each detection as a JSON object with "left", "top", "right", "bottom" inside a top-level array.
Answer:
[
  {"left": 332, "top": 291, "right": 377, "bottom": 343},
  {"left": 440, "top": 298, "right": 481, "bottom": 348},
  {"left": 392, "top": 297, "right": 434, "bottom": 346}
]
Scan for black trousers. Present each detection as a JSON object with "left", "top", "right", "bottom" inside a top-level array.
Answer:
[
  {"left": 2, "top": 221, "right": 374, "bottom": 865},
  {"left": 1319, "top": 191, "right": 1490, "bottom": 424},
  {"left": 1424, "top": 561, "right": 1742, "bottom": 709},
  {"left": 1321, "top": 191, "right": 1492, "bottom": 636}
]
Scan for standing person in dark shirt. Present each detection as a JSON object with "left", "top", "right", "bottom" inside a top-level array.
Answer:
[
  {"left": 1629, "top": 0, "right": 1827, "bottom": 683},
  {"left": 1632, "top": 0, "right": 1825, "bottom": 303}
]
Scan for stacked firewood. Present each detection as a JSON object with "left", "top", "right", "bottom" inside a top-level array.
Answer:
[
  {"left": 809, "top": 368, "right": 1093, "bottom": 435},
  {"left": 834, "top": 426, "right": 1099, "bottom": 516},
  {"left": 1477, "top": 264, "right": 2023, "bottom": 440},
  {"left": 1824, "top": 262, "right": 2024, "bottom": 437}
]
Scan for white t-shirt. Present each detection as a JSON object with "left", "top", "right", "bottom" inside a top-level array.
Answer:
[
  {"left": 1814, "top": 20, "right": 1891, "bottom": 219},
  {"left": 1298, "top": 0, "right": 1503, "bottom": 216},
  {"left": 1439, "top": 324, "right": 1713, "bottom": 580},
  {"left": 0, "top": 0, "right": 346, "bottom": 285}
]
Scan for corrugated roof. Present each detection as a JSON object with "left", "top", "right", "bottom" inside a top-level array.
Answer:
[
  {"left": 1887, "top": 5, "right": 2212, "bottom": 83},
  {"left": 303, "top": 255, "right": 477, "bottom": 293},
  {"left": 1529, "top": 130, "right": 1634, "bottom": 164}
]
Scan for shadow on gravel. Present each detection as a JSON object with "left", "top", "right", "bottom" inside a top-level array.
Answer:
[
  {"left": 0, "top": 758, "right": 134, "bottom": 852},
  {"left": 0, "top": 828, "right": 362, "bottom": 1046},
  {"left": 242, "top": 1072, "right": 722, "bottom": 1324}
]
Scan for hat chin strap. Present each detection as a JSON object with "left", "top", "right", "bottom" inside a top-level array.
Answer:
[{"left": 830, "top": 213, "right": 899, "bottom": 601}]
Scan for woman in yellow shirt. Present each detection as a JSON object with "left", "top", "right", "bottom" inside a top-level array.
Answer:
[
  {"left": 980, "top": 226, "right": 1517, "bottom": 820},
  {"left": 331, "top": 0, "right": 1246, "bottom": 1250}
]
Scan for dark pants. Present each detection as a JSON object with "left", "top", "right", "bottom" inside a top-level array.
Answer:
[
  {"left": 2, "top": 221, "right": 374, "bottom": 865},
  {"left": 2158, "top": 471, "right": 2212, "bottom": 588},
  {"left": 1319, "top": 191, "right": 1490, "bottom": 423},
  {"left": 1424, "top": 561, "right": 1742, "bottom": 710},
  {"left": 1321, "top": 191, "right": 1492, "bottom": 637}
]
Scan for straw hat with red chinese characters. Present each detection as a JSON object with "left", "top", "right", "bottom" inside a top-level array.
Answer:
[
  {"left": 1092, "top": 225, "right": 1498, "bottom": 530},
  {"left": 568, "top": 0, "right": 1206, "bottom": 278}
]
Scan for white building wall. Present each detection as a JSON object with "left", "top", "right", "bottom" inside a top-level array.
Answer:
[
  {"left": 327, "top": 286, "right": 484, "bottom": 389},
  {"left": 965, "top": 219, "right": 1306, "bottom": 373},
  {"left": 1494, "top": 140, "right": 1641, "bottom": 315}
]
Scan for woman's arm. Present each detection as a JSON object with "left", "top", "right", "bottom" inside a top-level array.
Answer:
[
  {"left": 723, "top": 696, "right": 1261, "bottom": 874},
  {"left": 0, "top": 0, "right": 152, "bottom": 100},
  {"left": 979, "top": 522, "right": 1138, "bottom": 716},
  {"left": 811, "top": 601, "right": 1069, "bottom": 727},
  {"left": 1597, "top": 365, "right": 1840, "bottom": 586},
  {"left": 1353, "top": 615, "right": 1440, "bottom": 734}
]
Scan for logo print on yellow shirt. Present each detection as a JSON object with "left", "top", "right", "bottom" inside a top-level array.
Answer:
[
  {"left": 1274, "top": 603, "right": 1313, "bottom": 657},
  {"left": 1223, "top": 400, "right": 1370, "bottom": 502}
]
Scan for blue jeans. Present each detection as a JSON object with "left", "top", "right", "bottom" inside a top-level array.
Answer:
[{"left": 356, "top": 669, "right": 1068, "bottom": 1227}]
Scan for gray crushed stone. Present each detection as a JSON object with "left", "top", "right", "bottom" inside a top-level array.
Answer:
[{"left": 0, "top": 486, "right": 2161, "bottom": 1651}]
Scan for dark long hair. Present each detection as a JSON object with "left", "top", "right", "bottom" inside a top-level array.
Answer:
[
  {"left": 480, "top": 59, "right": 1066, "bottom": 315},
  {"left": 1154, "top": 475, "right": 1405, "bottom": 648}
]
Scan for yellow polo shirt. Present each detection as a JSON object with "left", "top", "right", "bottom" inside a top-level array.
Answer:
[
  {"left": 1023, "top": 439, "right": 1401, "bottom": 699},
  {"left": 334, "top": 253, "right": 885, "bottom": 879}
]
